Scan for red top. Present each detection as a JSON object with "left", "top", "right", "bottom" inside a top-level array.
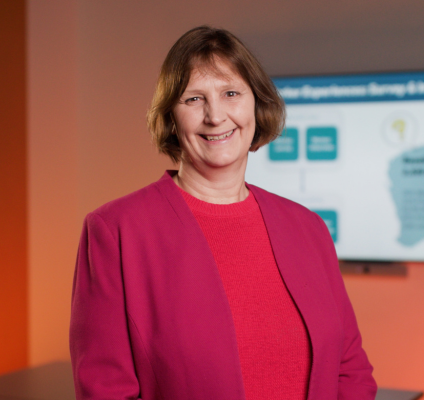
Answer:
[{"left": 180, "top": 188, "right": 311, "bottom": 400}]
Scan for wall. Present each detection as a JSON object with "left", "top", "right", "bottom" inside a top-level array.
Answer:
[
  {"left": 27, "top": 0, "right": 424, "bottom": 390},
  {"left": 0, "top": 0, "right": 28, "bottom": 374},
  {"left": 27, "top": 0, "right": 79, "bottom": 364},
  {"left": 344, "top": 265, "right": 424, "bottom": 390}
]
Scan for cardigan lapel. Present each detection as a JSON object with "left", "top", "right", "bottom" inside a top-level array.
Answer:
[{"left": 248, "top": 184, "right": 343, "bottom": 400}]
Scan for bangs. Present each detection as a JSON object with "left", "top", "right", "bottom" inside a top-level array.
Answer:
[{"left": 187, "top": 54, "right": 242, "bottom": 84}]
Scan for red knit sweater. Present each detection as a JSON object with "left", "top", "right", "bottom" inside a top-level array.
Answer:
[{"left": 180, "top": 187, "right": 311, "bottom": 400}]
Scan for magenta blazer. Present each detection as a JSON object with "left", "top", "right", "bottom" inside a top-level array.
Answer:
[{"left": 70, "top": 171, "right": 377, "bottom": 400}]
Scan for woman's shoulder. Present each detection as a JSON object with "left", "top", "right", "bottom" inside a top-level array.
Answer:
[
  {"left": 86, "top": 171, "right": 178, "bottom": 227},
  {"left": 247, "top": 183, "right": 329, "bottom": 243},
  {"left": 247, "top": 183, "right": 317, "bottom": 220}
]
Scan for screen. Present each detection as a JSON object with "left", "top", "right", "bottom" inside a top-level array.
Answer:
[{"left": 246, "top": 72, "right": 424, "bottom": 261}]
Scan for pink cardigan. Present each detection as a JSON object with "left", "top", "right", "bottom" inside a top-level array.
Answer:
[{"left": 70, "top": 171, "right": 377, "bottom": 400}]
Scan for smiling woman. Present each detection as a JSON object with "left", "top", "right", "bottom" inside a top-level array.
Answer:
[{"left": 70, "top": 26, "right": 377, "bottom": 400}]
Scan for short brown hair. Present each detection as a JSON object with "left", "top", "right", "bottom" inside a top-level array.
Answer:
[{"left": 147, "top": 25, "right": 285, "bottom": 163}]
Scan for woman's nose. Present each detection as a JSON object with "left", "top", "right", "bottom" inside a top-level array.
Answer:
[{"left": 204, "top": 99, "right": 226, "bottom": 125}]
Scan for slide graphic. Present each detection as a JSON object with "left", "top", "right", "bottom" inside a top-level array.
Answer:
[
  {"left": 306, "top": 127, "right": 338, "bottom": 161},
  {"left": 389, "top": 146, "right": 424, "bottom": 246},
  {"left": 269, "top": 128, "right": 299, "bottom": 161},
  {"left": 246, "top": 71, "right": 424, "bottom": 260}
]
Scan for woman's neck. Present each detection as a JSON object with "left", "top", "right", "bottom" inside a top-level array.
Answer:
[{"left": 173, "top": 161, "right": 249, "bottom": 204}]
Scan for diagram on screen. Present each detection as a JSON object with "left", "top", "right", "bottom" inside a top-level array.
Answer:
[{"left": 246, "top": 72, "right": 424, "bottom": 261}]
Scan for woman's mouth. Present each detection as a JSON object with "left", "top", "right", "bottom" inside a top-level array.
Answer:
[{"left": 202, "top": 129, "right": 235, "bottom": 141}]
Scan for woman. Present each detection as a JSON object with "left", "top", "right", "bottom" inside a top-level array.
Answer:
[{"left": 70, "top": 26, "right": 377, "bottom": 400}]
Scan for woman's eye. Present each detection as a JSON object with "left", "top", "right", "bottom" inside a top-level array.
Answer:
[
  {"left": 185, "top": 97, "right": 201, "bottom": 104},
  {"left": 226, "top": 91, "right": 238, "bottom": 97}
]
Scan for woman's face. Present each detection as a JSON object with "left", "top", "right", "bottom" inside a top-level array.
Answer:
[{"left": 172, "top": 59, "right": 256, "bottom": 171}]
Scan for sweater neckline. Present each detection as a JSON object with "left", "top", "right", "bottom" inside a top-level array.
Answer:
[{"left": 177, "top": 185, "right": 258, "bottom": 217}]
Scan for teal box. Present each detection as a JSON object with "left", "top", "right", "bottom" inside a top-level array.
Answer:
[
  {"left": 269, "top": 128, "right": 299, "bottom": 161},
  {"left": 306, "top": 127, "right": 338, "bottom": 160},
  {"left": 312, "top": 210, "right": 338, "bottom": 243}
]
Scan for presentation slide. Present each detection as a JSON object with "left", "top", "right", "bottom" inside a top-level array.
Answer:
[{"left": 246, "top": 72, "right": 424, "bottom": 261}]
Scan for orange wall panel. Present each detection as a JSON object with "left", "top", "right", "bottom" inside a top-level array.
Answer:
[
  {"left": 344, "top": 264, "right": 424, "bottom": 391},
  {"left": 0, "top": 0, "right": 28, "bottom": 374}
]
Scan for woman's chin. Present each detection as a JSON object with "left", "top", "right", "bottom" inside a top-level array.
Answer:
[
  {"left": 203, "top": 155, "right": 247, "bottom": 170},
  {"left": 181, "top": 147, "right": 249, "bottom": 172}
]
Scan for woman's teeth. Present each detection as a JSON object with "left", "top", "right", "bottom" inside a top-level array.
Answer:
[{"left": 205, "top": 130, "right": 234, "bottom": 141}]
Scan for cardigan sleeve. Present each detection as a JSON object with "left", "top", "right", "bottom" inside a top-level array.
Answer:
[
  {"left": 314, "top": 213, "right": 378, "bottom": 400},
  {"left": 70, "top": 212, "right": 142, "bottom": 400}
]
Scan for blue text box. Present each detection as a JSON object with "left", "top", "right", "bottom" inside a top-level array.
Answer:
[
  {"left": 269, "top": 128, "right": 299, "bottom": 161},
  {"left": 307, "top": 127, "right": 338, "bottom": 161}
]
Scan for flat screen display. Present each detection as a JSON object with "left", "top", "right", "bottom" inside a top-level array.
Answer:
[{"left": 246, "top": 71, "right": 424, "bottom": 261}]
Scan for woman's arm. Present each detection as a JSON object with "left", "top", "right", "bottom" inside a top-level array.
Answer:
[
  {"left": 314, "top": 214, "right": 378, "bottom": 399},
  {"left": 70, "top": 212, "right": 142, "bottom": 400}
]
